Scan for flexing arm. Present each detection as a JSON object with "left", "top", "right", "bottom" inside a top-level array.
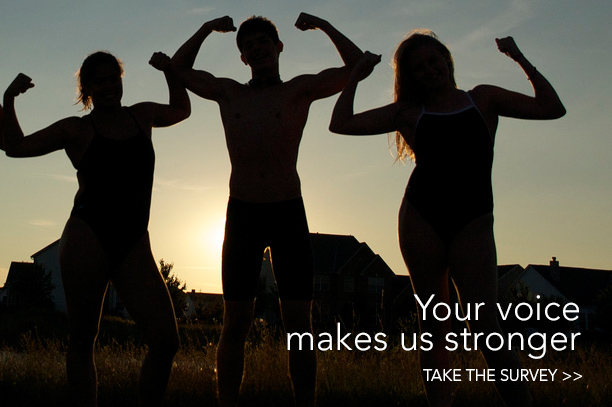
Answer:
[
  {"left": 295, "top": 13, "right": 364, "bottom": 100},
  {"left": 147, "top": 52, "right": 191, "bottom": 127},
  {"left": 2, "top": 73, "right": 71, "bottom": 157},
  {"left": 329, "top": 52, "right": 400, "bottom": 135},
  {"left": 295, "top": 13, "right": 363, "bottom": 69},
  {"left": 171, "top": 16, "right": 236, "bottom": 100},
  {"left": 479, "top": 37, "right": 565, "bottom": 120}
]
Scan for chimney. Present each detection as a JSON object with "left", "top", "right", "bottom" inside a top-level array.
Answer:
[{"left": 550, "top": 257, "right": 560, "bottom": 282}]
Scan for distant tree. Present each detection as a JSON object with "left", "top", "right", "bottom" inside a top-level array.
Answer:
[
  {"left": 193, "top": 299, "right": 224, "bottom": 324},
  {"left": 159, "top": 259, "right": 188, "bottom": 319},
  {"left": 8, "top": 263, "right": 55, "bottom": 310}
]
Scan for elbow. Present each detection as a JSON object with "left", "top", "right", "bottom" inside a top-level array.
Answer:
[
  {"left": 328, "top": 121, "right": 343, "bottom": 134},
  {"left": 180, "top": 108, "right": 191, "bottom": 121},
  {"left": 547, "top": 104, "right": 566, "bottom": 120},
  {"left": 5, "top": 148, "right": 20, "bottom": 158}
]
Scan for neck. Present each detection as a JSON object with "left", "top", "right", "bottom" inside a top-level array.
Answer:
[
  {"left": 248, "top": 75, "right": 282, "bottom": 88},
  {"left": 92, "top": 104, "right": 123, "bottom": 117},
  {"left": 422, "top": 87, "right": 461, "bottom": 107}
]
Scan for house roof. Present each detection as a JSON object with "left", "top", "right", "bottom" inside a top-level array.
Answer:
[
  {"left": 310, "top": 233, "right": 362, "bottom": 274},
  {"left": 4, "top": 261, "right": 37, "bottom": 285},
  {"left": 310, "top": 233, "right": 396, "bottom": 277},
  {"left": 31, "top": 239, "right": 60, "bottom": 259},
  {"left": 497, "top": 264, "right": 526, "bottom": 292},
  {"left": 528, "top": 262, "right": 612, "bottom": 306},
  {"left": 188, "top": 291, "right": 223, "bottom": 304}
]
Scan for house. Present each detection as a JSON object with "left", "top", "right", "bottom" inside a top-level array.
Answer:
[
  {"left": 31, "top": 240, "right": 66, "bottom": 312},
  {"left": 251, "top": 233, "right": 413, "bottom": 332},
  {"left": 185, "top": 290, "right": 224, "bottom": 322},
  {"left": 1, "top": 261, "right": 53, "bottom": 309},
  {"left": 311, "top": 233, "right": 406, "bottom": 331},
  {"left": 497, "top": 257, "right": 612, "bottom": 333},
  {"left": 1, "top": 240, "right": 124, "bottom": 315}
]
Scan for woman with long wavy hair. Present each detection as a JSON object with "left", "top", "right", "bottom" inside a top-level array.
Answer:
[{"left": 329, "top": 31, "right": 565, "bottom": 406}]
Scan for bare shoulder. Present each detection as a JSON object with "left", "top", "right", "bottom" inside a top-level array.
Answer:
[
  {"left": 468, "top": 84, "right": 506, "bottom": 114},
  {"left": 469, "top": 84, "right": 498, "bottom": 101},
  {"left": 56, "top": 115, "right": 89, "bottom": 137},
  {"left": 126, "top": 102, "right": 155, "bottom": 125},
  {"left": 286, "top": 69, "right": 348, "bottom": 101}
]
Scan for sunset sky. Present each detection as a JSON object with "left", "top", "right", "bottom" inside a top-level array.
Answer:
[{"left": 1, "top": 0, "right": 610, "bottom": 294}]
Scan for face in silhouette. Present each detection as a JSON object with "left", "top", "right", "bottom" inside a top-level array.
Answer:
[
  {"left": 408, "top": 45, "right": 453, "bottom": 92},
  {"left": 88, "top": 64, "right": 123, "bottom": 109},
  {"left": 239, "top": 32, "right": 283, "bottom": 73}
]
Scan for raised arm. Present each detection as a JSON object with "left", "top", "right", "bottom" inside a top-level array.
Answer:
[
  {"left": 171, "top": 16, "right": 236, "bottom": 100},
  {"left": 145, "top": 52, "right": 191, "bottom": 127},
  {"left": 294, "top": 13, "right": 363, "bottom": 99},
  {"left": 475, "top": 37, "right": 566, "bottom": 120},
  {"left": 295, "top": 12, "right": 363, "bottom": 69},
  {"left": 329, "top": 52, "right": 401, "bottom": 136},
  {"left": 2, "top": 73, "right": 73, "bottom": 157}
]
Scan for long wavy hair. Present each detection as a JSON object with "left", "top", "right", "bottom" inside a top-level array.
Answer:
[
  {"left": 76, "top": 51, "right": 124, "bottom": 111},
  {"left": 392, "top": 30, "right": 456, "bottom": 161}
]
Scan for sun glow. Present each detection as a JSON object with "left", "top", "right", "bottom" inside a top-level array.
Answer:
[{"left": 201, "top": 217, "right": 226, "bottom": 257}]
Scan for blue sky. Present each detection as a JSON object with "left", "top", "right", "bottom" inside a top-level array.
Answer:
[{"left": 1, "top": 0, "right": 610, "bottom": 293}]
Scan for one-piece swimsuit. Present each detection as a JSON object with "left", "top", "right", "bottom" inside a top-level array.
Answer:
[
  {"left": 405, "top": 92, "right": 494, "bottom": 244},
  {"left": 70, "top": 109, "right": 155, "bottom": 265}
]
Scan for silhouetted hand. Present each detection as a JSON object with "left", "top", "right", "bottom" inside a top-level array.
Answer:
[
  {"left": 352, "top": 51, "right": 382, "bottom": 81},
  {"left": 295, "top": 12, "right": 327, "bottom": 31},
  {"left": 149, "top": 52, "right": 172, "bottom": 71},
  {"left": 205, "top": 16, "right": 236, "bottom": 33},
  {"left": 496, "top": 37, "right": 523, "bottom": 61},
  {"left": 5, "top": 73, "right": 35, "bottom": 98}
]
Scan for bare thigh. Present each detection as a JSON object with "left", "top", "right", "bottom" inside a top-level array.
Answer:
[
  {"left": 398, "top": 199, "right": 451, "bottom": 335},
  {"left": 111, "top": 233, "right": 179, "bottom": 346},
  {"left": 448, "top": 213, "right": 500, "bottom": 333},
  {"left": 59, "top": 217, "right": 111, "bottom": 338}
]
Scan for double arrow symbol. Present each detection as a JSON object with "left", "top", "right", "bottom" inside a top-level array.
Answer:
[{"left": 562, "top": 372, "right": 582, "bottom": 381}]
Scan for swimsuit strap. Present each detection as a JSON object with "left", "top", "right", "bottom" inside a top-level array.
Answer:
[
  {"left": 422, "top": 91, "right": 475, "bottom": 115},
  {"left": 88, "top": 107, "right": 146, "bottom": 138},
  {"left": 124, "top": 107, "right": 148, "bottom": 136},
  {"left": 465, "top": 90, "right": 476, "bottom": 107}
]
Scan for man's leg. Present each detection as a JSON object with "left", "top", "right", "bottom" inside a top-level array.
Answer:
[
  {"left": 281, "top": 300, "right": 316, "bottom": 407},
  {"left": 216, "top": 300, "right": 255, "bottom": 407}
]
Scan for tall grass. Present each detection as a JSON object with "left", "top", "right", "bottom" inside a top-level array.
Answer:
[{"left": 0, "top": 311, "right": 610, "bottom": 406}]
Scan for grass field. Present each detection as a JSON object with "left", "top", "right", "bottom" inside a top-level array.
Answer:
[{"left": 0, "top": 310, "right": 610, "bottom": 406}]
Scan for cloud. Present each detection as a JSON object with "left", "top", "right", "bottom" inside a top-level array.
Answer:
[
  {"left": 188, "top": 7, "right": 216, "bottom": 16},
  {"left": 29, "top": 219, "right": 56, "bottom": 228},
  {"left": 45, "top": 174, "right": 77, "bottom": 184},
  {"left": 454, "top": 0, "right": 534, "bottom": 52}
]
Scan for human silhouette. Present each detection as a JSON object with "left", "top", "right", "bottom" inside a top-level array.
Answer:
[
  {"left": 1, "top": 51, "right": 190, "bottom": 407},
  {"left": 329, "top": 32, "right": 565, "bottom": 407},
  {"left": 169, "top": 13, "right": 362, "bottom": 407}
]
